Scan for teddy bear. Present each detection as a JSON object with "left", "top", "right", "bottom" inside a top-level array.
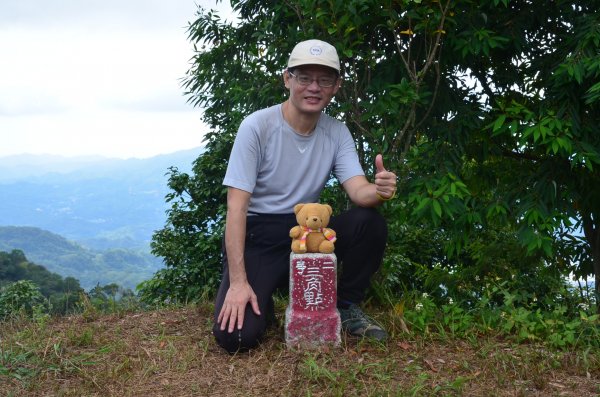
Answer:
[{"left": 289, "top": 203, "right": 337, "bottom": 254}]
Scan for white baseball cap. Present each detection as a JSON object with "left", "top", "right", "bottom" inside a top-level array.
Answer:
[{"left": 287, "top": 39, "right": 340, "bottom": 72}]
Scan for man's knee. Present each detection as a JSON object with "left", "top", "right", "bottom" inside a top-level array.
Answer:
[
  {"left": 213, "top": 322, "right": 265, "bottom": 354},
  {"left": 352, "top": 207, "right": 388, "bottom": 239}
]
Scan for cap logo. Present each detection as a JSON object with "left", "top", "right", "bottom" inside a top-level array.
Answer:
[{"left": 309, "top": 46, "right": 323, "bottom": 56}]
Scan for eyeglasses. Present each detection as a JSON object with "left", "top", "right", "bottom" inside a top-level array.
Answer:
[{"left": 288, "top": 70, "right": 337, "bottom": 88}]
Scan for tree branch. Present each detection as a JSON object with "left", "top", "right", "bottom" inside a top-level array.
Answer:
[{"left": 471, "top": 68, "right": 496, "bottom": 106}]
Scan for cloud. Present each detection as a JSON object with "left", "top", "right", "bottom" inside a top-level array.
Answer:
[
  {"left": 2, "top": 109, "right": 207, "bottom": 159},
  {"left": 107, "top": 91, "right": 193, "bottom": 113},
  {"left": 0, "top": 0, "right": 233, "bottom": 158},
  {"left": 0, "top": 0, "right": 201, "bottom": 30},
  {"left": 0, "top": 23, "right": 193, "bottom": 114}
]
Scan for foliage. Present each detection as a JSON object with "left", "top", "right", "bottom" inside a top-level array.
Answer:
[
  {"left": 402, "top": 0, "right": 600, "bottom": 304},
  {"left": 403, "top": 283, "right": 600, "bottom": 350},
  {"left": 0, "top": 250, "right": 84, "bottom": 315},
  {"left": 0, "top": 250, "right": 140, "bottom": 319},
  {"left": 0, "top": 280, "right": 46, "bottom": 319},
  {"left": 86, "top": 283, "right": 136, "bottom": 313},
  {"left": 145, "top": 0, "right": 600, "bottom": 314}
]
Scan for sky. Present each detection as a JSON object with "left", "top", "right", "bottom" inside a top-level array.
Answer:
[{"left": 0, "top": 0, "right": 235, "bottom": 159}]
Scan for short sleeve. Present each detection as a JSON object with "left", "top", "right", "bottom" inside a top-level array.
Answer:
[
  {"left": 333, "top": 126, "right": 364, "bottom": 184},
  {"left": 222, "top": 116, "right": 261, "bottom": 193}
]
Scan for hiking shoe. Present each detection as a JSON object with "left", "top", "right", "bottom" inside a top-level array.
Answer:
[{"left": 339, "top": 304, "right": 388, "bottom": 342}]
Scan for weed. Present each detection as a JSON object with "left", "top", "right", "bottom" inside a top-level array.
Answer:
[
  {"left": 67, "top": 326, "right": 95, "bottom": 347},
  {"left": 0, "top": 347, "right": 38, "bottom": 381},
  {"left": 433, "top": 375, "right": 469, "bottom": 395},
  {"left": 406, "top": 372, "right": 430, "bottom": 396},
  {"left": 300, "top": 353, "right": 338, "bottom": 383},
  {"left": 78, "top": 293, "right": 100, "bottom": 322}
]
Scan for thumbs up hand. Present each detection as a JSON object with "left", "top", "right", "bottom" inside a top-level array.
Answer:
[
  {"left": 374, "top": 154, "right": 397, "bottom": 201},
  {"left": 375, "top": 154, "right": 387, "bottom": 174}
]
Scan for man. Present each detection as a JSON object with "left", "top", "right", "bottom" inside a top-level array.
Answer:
[{"left": 213, "top": 39, "right": 397, "bottom": 353}]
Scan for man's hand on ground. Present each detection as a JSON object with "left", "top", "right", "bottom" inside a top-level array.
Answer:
[{"left": 217, "top": 281, "right": 261, "bottom": 333}]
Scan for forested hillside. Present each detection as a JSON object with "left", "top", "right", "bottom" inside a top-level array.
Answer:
[
  {"left": 0, "top": 249, "right": 84, "bottom": 315},
  {"left": 0, "top": 226, "right": 162, "bottom": 290}
]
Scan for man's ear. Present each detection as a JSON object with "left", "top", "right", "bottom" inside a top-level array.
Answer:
[
  {"left": 331, "top": 76, "right": 342, "bottom": 95},
  {"left": 283, "top": 70, "right": 291, "bottom": 90}
]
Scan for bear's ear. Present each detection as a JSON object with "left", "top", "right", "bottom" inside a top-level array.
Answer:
[
  {"left": 324, "top": 204, "right": 333, "bottom": 215},
  {"left": 294, "top": 203, "right": 305, "bottom": 215}
]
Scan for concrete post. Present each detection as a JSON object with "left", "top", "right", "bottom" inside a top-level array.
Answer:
[{"left": 285, "top": 253, "right": 341, "bottom": 348}]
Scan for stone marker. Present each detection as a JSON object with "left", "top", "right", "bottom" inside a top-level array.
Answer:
[{"left": 285, "top": 253, "right": 341, "bottom": 348}]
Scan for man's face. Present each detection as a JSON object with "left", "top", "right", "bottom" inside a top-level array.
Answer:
[{"left": 284, "top": 65, "right": 341, "bottom": 114}]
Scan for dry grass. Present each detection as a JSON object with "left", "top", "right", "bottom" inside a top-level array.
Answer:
[{"left": 1, "top": 304, "right": 599, "bottom": 396}]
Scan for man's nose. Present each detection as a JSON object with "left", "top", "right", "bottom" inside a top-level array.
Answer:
[{"left": 307, "top": 79, "right": 321, "bottom": 89}]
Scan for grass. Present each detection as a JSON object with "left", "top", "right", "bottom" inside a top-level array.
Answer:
[{"left": 0, "top": 303, "right": 599, "bottom": 396}]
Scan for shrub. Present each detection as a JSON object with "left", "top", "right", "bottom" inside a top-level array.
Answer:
[{"left": 0, "top": 280, "right": 47, "bottom": 319}]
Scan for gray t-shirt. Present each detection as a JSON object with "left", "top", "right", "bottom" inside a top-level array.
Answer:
[{"left": 223, "top": 104, "right": 364, "bottom": 214}]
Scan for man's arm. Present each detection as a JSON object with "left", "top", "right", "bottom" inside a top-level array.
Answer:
[
  {"left": 343, "top": 154, "right": 397, "bottom": 207},
  {"left": 217, "top": 187, "right": 261, "bottom": 333}
]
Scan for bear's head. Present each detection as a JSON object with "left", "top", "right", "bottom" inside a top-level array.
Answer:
[{"left": 294, "top": 203, "right": 333, "bottom": 229}]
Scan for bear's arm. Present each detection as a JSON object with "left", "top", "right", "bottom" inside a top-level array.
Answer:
[{"left": 290, "top": 226, "right": 302, "bottom": 238}]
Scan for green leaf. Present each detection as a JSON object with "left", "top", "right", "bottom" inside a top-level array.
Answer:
[
  {"left": 432, "top": 199, "right": 442, "bottom": 218},
  {"left": 414, "top": 197, "right": 431, "bottom": 214},
  {"left": 493, "top": 114, "right": 506, "bottom": 133}
]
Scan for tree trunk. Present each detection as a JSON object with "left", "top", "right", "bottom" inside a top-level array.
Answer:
[{"left": 582, "top": 212, "right": 600, "bottom": 314}]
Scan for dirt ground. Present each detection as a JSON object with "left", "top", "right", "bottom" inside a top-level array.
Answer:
[{"left": 1, "top": 305, "right": 599, "bottom": 396}]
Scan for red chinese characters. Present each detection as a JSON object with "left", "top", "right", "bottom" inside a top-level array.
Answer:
[{"left": 285, "top": 253, "right": 341, "bottom": 348}]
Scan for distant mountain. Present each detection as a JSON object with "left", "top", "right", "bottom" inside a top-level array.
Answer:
[
  {"left": 0, "top": 148, "right": 202, "bottom": 251},
  {"left": 0, "top": 226, "right": 163, "bottom": 290},
  {"left": 0, "top": 154, "right": 108, "bottom": 182},
  {"left": 0, "top": 149, "right": 199, "bottom": 182}
]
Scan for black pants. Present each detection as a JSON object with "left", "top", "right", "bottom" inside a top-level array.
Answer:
[{"left": 212, "top": 207, "right": 387, "bottom": 353}]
